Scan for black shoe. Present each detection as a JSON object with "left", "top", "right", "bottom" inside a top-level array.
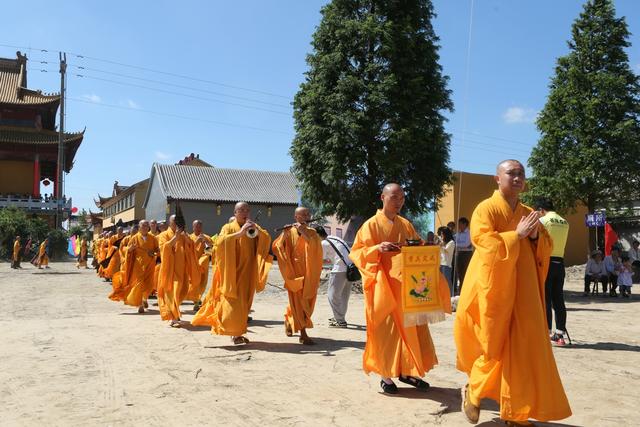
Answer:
[
  {"left": 398, "top": 375, "right": 430, "bottom": 390},
  {"left": 380, "top": 380, "right": 398, "bottom": 394}
]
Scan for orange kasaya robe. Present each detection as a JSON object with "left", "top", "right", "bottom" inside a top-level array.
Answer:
[
  {"left": 13, "top": 240, "right": 21, "bottom": 261},
  {"left": 185, "top": 232, "right": 213, "bottom": 302},
  {"left": 454, "top": 190, "right": 571, "bottom": 422},
  {"left": 191, "top": 221, "right": 272, "bottom": 336},
  {"left": 77, "top": 239, "right": 88, "bottom": 268},
  {"left": 156, "top": 228, "right": 200, "bottom": 321},
  {"left": 272, "top": 227, "right": 323, "bottom": 332},
  {"left": 110, "top": 233, "right": 159, "bottom": 307},
  {"left": 102, "top": 234, "right": 124, "bottom": 279},
  {"left": 37, "top": 241, "right": 49, "bottom": 267},
  {"left": 349, "top": 210, "right": 451, "bottom": 379}
]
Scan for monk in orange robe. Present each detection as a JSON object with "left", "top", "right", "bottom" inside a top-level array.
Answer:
[
  {"left": 36, "top": 238, "right": 50, "bottom": 269},
  {"left": 157, "top": 214, "right": 200, "bottom": 327},
  {"left": 186, "top": 219, "right": 214, "bottom": 312},
  {"left": 76, "top": 238, "right": 88, "bottom": 269},
  {"left": 149, "top": 219, "right": 160, "bottom": 237},
  {"left": 272, "top": 207, "right": 323, "bottom": 345},
  {"left": 455, "top": 160, "right": 571, "bottom": 426},
  {"left": 349, "top": 183, "right": 451, "bottom": 394},
  {"left": 11, "top": 236, "right": 22, "bottom": 269},
  {"left": 110, "top": 225, "right": 137, "bottom": 305},
  {"left": 102, "top": 228, "right": 125, "bottom": 280},
  {"left": 192, "top": 202, "right": 272, "bottom": 345},
  {"left": 110, "top": 220, "right": 159, "bottom": 313}
]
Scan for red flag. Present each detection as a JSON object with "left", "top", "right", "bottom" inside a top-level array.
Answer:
[{"left": 604, "top": 222, "right": 618, "bottom": 256}]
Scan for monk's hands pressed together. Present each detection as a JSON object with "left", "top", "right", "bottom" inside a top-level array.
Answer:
[
  {"left": 378, "top": 242, "right": 401, "bottom": 253},
  {"left": 516, "top": 210, "right": 541, "bottom": 239}
]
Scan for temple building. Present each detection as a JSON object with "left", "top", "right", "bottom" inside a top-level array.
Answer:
[
  {"left": 0, "top": 51, "right": 84, "bottom": 223},
  {"left": 94, "top": 179, "right": 150, "bottom": 232}
]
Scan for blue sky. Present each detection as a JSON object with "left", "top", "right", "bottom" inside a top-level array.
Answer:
[{"left": 2, "top": 0, "right": 639, "bottom": 212}]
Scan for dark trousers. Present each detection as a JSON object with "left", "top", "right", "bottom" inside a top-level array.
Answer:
[
  {"left": 584, "top": 275, "right": 607, "bottom": 293},
  {"left": 454, "top": 250, "right": 472, "bottom": 294},
  {"left": 545, "top": 259, "right": 566, "bottom": 331},
  {"left": 11, "top": 256, "right": 21, "bottom": 269},
  {"left": 608, "top": 273, "right": 619, "bottom": 294}
]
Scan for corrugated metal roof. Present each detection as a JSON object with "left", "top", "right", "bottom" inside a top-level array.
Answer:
[
  {"left": 0, "top": 56, "right": 61, "bottom": 105},
  {"left": 154, "top": 164, "right": 299, "bottom": 205}
]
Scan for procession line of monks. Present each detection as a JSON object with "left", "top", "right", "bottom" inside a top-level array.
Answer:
[
  {"left": 11, "top": 236, "right": 51, "bottom": 269},
  {"left": 91, "top": 158, "right": 571, "bottom": 426}
]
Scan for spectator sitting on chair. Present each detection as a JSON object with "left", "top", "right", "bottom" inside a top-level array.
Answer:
[
  {"left": 604, "top": 248, "right": 622, "bottom": 296},
  {"left": 617, "top": 255, "right": 633, "bottom": 298},
  {"left": 585, "top": 250, "right": 608, "bottom": 296}
]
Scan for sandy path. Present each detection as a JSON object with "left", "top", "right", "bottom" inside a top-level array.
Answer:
[{"left": 0, "top": 262, "right": 638, "bottom": 427}]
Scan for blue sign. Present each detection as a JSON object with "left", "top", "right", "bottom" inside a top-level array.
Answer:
[{"left": 585, "top": 212, "right": 606, "bottom": 227}]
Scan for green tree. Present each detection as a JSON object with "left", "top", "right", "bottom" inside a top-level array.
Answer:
[
  {"left": 0, "top": 208, "right": 49, "bottom": 259},
  {"left": 291, "top": 0, "right": 453, "bottom": 221},
  {"left": 528, "top": 0, "right": 640, "bottom": 244}
]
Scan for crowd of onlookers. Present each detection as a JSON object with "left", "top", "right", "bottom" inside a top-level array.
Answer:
[
  {"left": 0, "top": 193, "right": 67, "bottom": 203},
  {"left": 584, "top": 240, "right": 640, "bottom": 298}
]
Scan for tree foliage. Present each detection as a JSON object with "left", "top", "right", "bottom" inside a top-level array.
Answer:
[
  {"left": 528, "top": 0, "right": 640, "bottom": 215},
  {"left": 0, "top": 208, "right": 49, "bottom": 259},
  {"left": 291, "top": 0, "right": 453, "bottom": 221}
]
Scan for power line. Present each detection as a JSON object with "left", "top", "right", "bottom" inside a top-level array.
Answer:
[
  {"left": 67, "top": 96, "right": 292, "bottom": 135},
  {"left": 69, "top": 64, "right": 292, "bottom": 109},
  {"left": 0, "top": 43, "right": 291, "bottom": 100},
  {"left": 451, "top": 129, "right": 533, "bottom": 147},
  {"left": 72, "top": 74, "right": 291, "bottom": 116},
  {"left": 452, "top": 137, "right": 531, "bottom": 155}
]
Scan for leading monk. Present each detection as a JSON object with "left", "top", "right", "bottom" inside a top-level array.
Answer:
[
  {"left": 272, "top": 207, "right": 323, "bottom": 345},
  {"left": 454, "top": 160, "right": 571, "bottom": 425},
  {"left": 350, "top": 183, "right": 451, "bottom": 394},
  {"left": 191, "top": 202, "right": 272, "bottom": 345}
]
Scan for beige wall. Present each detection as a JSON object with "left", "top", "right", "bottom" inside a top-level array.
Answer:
[
  {"left": 0, "top": 160, "right": 33, "bottom": 194},
  {"left": 436, "top": 171, "right": 590, "bottom": 266},
  {"left": 101, "top": 207, "right": 136, "bottom": 230}
]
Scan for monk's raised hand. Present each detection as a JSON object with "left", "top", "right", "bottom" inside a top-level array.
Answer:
[{"left": 379, "top": 242, "right": 401, "bottom": 252}]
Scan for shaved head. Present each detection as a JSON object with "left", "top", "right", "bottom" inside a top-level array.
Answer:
[
  {"left": 192, "top": 219, "right": 203, "bottom": 234},
  {"left": 139, "top": 220, "right": 150, "bottom": 235},
  {"left": 294, "top": 206, "right": 311, "bottom": 223},
  {"left": 496, "top": 159, "right": 524, "bottom": 174},
  {"left": 380, "top": 183, "right": 405, "bottom": 218},
  {"left": 234, "top": 201, "right": 250, "bottom": 224}
]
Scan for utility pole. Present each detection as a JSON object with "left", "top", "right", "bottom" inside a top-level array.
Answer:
[{"left": 56, "top": 52, "right": 66, "bottom": 229}]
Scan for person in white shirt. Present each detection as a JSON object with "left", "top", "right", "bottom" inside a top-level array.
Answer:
[
  {"left": 315, "top": 226, "right": 353, "bottom": 328},
  {"left": 629, "top": 240, "right": 640, "bottom": 262},
  {"left": 584, "top": 250, "right": 608, "bottom": 296},
  {"left": 436, "top": 226, "right": 455, "bottom": 295}
]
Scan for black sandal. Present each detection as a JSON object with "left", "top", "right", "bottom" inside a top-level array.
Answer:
[
  {"left": 398, "top": 376, "right": 430, "bottom": 390},
  {"left": 380, "top": 380, "right": 398, "bottom": 394}
]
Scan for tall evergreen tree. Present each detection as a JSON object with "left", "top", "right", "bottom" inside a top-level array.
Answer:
[
  {"left": 291, "top": 0, "right": 453, "bottom": 221},
  {"left": 528, "top": 0, "right": 640, "bottom": 227}
]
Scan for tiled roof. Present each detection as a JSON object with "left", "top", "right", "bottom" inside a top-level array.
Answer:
[
  {"left": 0, "top": 126, "right": 84, "bottom": 145},
  {"left": 149, "top": 164, "right": 299, "bottom": 205},
  {"left": 0, "top": 55, "right": 61, "bottom": 105}
]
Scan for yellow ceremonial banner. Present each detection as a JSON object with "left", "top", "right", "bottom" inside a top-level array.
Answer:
[{"left": 401, "top": 246, "right": 443, "bottom": 324}]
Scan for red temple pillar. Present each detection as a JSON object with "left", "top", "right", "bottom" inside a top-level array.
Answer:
[{"left": 33, "top": 154, "right": 40, "bottom": 197}]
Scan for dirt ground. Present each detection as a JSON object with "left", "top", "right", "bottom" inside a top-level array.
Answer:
[{"left": 1, "top": 261, "right": 638, "bottom": 427}]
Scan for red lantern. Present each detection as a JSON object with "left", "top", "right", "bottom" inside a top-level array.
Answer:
[
  {"left": 42, "top": 179, "right": 51, "bottom": 186},
  {"left": 71, "top": 207, "right": 78, "bottom": 214}
]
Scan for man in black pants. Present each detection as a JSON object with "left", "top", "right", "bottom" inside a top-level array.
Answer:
[
  {"left": 536, "top": 199, "right": 571, "bottom": 346},
  {"left": 454, "top": 217, "right": 472, "bottom": 295}
]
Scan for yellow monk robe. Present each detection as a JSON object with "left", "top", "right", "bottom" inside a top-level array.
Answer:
[
  {"left": 12, "top": 239, "right": 21, "bottom": 267},
  {"left": 272, "top": 228, "right": 323, "bottom": 332},
  {"left": 37, "top": 241, "right": 49, "bottom": 267},
  {"left": 98, "top": 238, "right": 109, "bottom": 276},
  {"left": 185, "top": 232, "right": 213, "bottom": 302},
  {"left": 110, "top": 233, "right": 159, "bottom": 306},
  {"left": 454, "top": 190, "right": 571, "bottom": 422},
  {"left": 110, "top": 235, "right": 133, "bottom": 300},
  {"left": 349, "top": 210, "right": 451, "bottom": 379},
  {"left": 192, "top": 221, "right": 272, "bottom": 335},
  {"left": 102, "top": 235, "right": 123, "bottom": 279},
  {"left": 156, "top": 228, "right": 200, "bottom": 321},
  {"left": 76, "top": 239, "right": 88, "bottom": 268}
]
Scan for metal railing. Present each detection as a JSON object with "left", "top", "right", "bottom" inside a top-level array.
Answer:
[{"left": 0, "top": 196, "right": 72, "bottom": 212}]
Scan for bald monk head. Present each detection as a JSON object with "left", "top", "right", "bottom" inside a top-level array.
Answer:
[
  {"left": 116, "top": 227, "right": 124, "bottom": 238},
  {"left": 294, "top": 206, "right": 311, "bottom": 224},
  {"left": 139, "top": 220, "right": 150, "bottom": 236},
  {"left": 380, "top": 183, "right": 405, "bottom": 219},
  {"left": 149, "top": 219, "right": 158, "bottom": 233},
  {"left": 168, "top": 214, "right": 185, "bottom": 232},
  {"left": 495, "top": 159, "right": 526, "bottom": 200},
  {"left": 234, "top": 202, "right": 250, "bottom": 225},
  {"left": 192, "top": 219, "right": 203, "bottom": 235},
  {"left": 130, "top": 224, "right": 139, "bottom": 235}
]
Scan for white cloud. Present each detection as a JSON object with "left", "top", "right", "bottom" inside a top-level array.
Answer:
[
  {"left": 502, "top": 106, "right": 538, "bottom": 124},
  {"left": 126, "top": 99, "right": 140, "bottom": 109},
  {"left": 154, "top": 151, "right": 170, "bottom": 161},
  {"left": 81, "top": 93, "right": 101, "bottom": 103}
]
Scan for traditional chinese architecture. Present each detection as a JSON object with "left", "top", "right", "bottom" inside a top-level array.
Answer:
[
  {"left": 94, "top": 179, "right": 150, "bottom": 232},
  {"left": 0, "top": 51, "right": 84, "bottom": 222}
]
